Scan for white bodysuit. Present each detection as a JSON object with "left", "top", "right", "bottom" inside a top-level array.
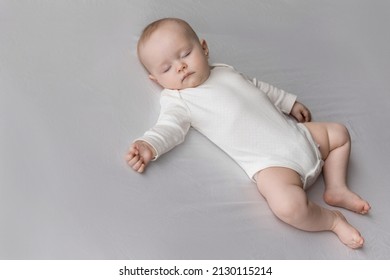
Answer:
[{"left": 137, "top": 64, "right": 324, "bottom": 189}]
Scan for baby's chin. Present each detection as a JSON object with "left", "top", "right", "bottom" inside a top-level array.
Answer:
[
  {"left": 182, "top": 72, "right": 210, "bottom": 89},
  {"left": 167, "top": 79, "right": 201, "bottom": 90}
]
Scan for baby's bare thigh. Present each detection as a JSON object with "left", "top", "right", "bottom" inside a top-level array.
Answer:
[
  {"left": 256, "top": 167, "right": 303, "bottom": 190},
  {"left": 304, "top": 122, "right": 350, "bottom": 160},
  {"left": 303, "top": 122, "right": 331, "bottom": 160}
]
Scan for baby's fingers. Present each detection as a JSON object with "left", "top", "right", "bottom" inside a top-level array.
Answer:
[
  {"left": 125, "top": 150, "right": 137, "bottom": 164},
  {"left": 133, "top": 158, "right": 146, "bottom": 173},
  {"left": 303, "top": 110, "right": 311, "bottom": 122},
  {"left": 137, "top": 163, "right": 146, "bottom": 173},
  {"left": 127, "top": 155, "right": 146, "bottom": 173},
  {"left": 126, "top": 154, "right": 138, "bottom": 166}
]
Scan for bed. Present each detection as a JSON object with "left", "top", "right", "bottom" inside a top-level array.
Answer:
[{"left": 1, "top": 0, "right": 390, "bottom": 259}]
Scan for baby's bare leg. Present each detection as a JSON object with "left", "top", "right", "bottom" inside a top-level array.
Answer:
[
  {"left": 304, "top": 122, "right": 371, "bottom": 214},
  {"left": 256, "top": 167, "right": 364, "bottom": 248}
]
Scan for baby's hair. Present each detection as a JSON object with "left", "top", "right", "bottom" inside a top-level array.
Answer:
[{"left": 137, "top": 18, "right": 200, "bottom": 59}]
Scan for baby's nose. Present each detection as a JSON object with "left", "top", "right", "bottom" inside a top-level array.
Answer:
[{"left": 177, "top": 62, "right": 187, "bottom": 72}]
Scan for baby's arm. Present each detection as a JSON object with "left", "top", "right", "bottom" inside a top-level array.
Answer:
[
  {"left": 126, "top": 92, "right": 191, "bottom": 173},
  {"left": 248, "top": 77, "right": 311, "bottom": 122},
  {"left": 249, "top": 78, "right": 296, "bottom": 113}
]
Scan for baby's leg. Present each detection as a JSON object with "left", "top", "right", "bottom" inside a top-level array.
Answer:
[
  {"left": 256, "top": 167, "right": 364, "bottom": 248},
  {"left": 304, "top": 122, "right": 370, "bottom": 214}
]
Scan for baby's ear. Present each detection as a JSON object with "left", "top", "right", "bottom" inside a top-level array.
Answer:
[
  {"left": 200, "top": 39, "right": 209, "bottom": 56},
  {"left": 148, "top": 74, "right": 158, "bottom": 83}
]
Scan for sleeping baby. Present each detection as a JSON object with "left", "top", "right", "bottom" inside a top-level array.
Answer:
[{"left": 126, "top": 18, "right": 371, "bottom": 249}]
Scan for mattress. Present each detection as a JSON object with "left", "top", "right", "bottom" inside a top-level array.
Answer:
[{"left": 1, "top": 0, "right": 390, "bottom": 259}]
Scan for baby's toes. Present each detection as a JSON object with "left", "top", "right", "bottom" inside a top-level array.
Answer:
[
  {"left": 358, "top": 201, "right": 371, "bottom": 215},
  {"left": 350, "top": 235, "right": 364, "bottom": 249}
]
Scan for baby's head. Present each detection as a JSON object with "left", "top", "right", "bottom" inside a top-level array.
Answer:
[{"left": 137, "top": 18, "right": 210, "bottom": 90}]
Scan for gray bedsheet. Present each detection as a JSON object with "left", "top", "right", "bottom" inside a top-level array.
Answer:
[{"left": 1, "top": 0, "right": 389, "bottom": 259}]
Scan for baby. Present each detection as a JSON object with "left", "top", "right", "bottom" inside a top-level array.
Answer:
[{"left": 126, "top": 18, "right": 371, "bottom": 249}]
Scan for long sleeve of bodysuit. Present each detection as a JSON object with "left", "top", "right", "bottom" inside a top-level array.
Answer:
[
  {"left": 248, "top": 77, "right": 297, "bottom": 114},
  {"left": 135, "top": 92, "right": 191, "bottom": 160}
]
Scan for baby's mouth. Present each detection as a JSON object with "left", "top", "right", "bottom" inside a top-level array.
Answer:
[{"left": 182, "top": 72, "right": 194, "bottom": 82}]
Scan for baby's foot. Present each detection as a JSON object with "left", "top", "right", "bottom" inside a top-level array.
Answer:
[
  {"left": 324, "top": 187, "right": 371, "bottom": 214},
  {"left": 331, "top": 210, "right": 364, "bottom": 249}
]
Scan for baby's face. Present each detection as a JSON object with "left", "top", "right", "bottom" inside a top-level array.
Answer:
[{"left": 139, "top": 22, "right": 210, "bottom": 90}]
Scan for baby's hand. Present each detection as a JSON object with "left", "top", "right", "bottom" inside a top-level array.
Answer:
[
  {"left": 126, "top": 141, "right": 155, "bottom": 173},
  {"left": 290, "top": 101, "right": 311, "bottom": 122}
]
